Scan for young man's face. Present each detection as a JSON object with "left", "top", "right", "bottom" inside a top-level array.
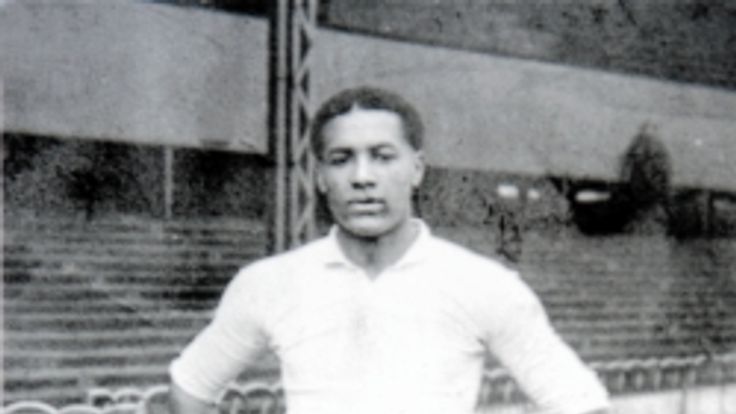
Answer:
[{"left": 316, "top": 108, "right": 424, "bottom": 239}]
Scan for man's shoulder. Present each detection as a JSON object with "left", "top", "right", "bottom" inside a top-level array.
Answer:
[
  {"left": 424, "top": 234, "right": 541, "bottom": 316},
  {"left": 216, "top": 237, "right": 333, "bottom": 316},
  {"left": 233, "top": 235, "right": 331, "bottom": 279},
  {"left": 425, "top": 233, "right": 517, "bottom": 277}
]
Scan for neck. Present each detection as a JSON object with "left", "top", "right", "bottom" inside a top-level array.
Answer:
[{"left": 336, "top": 219, "right": 420, "bottom": 278}]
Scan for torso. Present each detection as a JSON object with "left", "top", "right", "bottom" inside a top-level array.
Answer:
[{"left": 252, "top": 233, "right": 511, "bottom": 414}]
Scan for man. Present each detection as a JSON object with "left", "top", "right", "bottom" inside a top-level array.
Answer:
[{"left": 169, "top": 87, "right": 610, "bottom": 414}]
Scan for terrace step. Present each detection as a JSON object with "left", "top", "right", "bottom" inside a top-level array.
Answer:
[{"left": 3, "top": 214, "right": 268, "bottom": 405}]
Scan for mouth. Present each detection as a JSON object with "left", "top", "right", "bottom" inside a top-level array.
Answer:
[{"left": 347, "top": 198, "right": 385, "bottom": 213}]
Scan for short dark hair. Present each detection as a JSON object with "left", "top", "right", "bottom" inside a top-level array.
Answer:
[{"left": 310, "top": 86, "right": 424, "bottom": 158}]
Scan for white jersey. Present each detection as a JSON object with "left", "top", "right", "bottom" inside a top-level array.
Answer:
[{"left": 170, "top": 220, "right": 609, "bottom": 414}]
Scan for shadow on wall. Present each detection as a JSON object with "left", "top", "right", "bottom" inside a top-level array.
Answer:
[
  {"left": 3, "top": 134, "right": 272, "bottom": 221},
  {"left": 570, "top": 123, "right": 672, "bottom": 236},
  {"left": 3, "top": 134, "right": 167, "bottom": 218}
]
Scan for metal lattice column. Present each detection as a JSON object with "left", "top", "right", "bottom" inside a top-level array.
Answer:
[{"left": 271, "top": 0, "right": 319, "bottom": 252}]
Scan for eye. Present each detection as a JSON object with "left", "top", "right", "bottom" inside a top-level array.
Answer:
[
  {"left": 325, "top": 151, "right": 351, "bottom": 166},
  {"left": 373, "top": 149, "right": 397, "bottom": 162}
]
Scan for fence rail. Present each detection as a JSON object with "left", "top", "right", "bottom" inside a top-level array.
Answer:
[{"left": 4, "top": 353, "right": 736, "bottom": 414}]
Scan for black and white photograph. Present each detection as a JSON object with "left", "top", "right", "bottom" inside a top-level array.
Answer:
[{"left": 2, "top": 1, "right": 736, "bottom": 413}]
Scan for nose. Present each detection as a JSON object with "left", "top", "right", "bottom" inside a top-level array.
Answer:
[{"left": 350, "top": 156, "right": 376, "bottom": 188}]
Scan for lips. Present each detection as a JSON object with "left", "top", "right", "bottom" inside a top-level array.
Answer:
[{"left": 347, "top": 198, "right": 385, "bottom": 214}]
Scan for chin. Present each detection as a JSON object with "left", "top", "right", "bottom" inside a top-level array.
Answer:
[{"left": 338, "top": 217, "right": 396, "bottom": 239}]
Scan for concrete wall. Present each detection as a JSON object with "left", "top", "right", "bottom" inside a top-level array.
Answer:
[
  {"left": 311, "top": 28, "right": 736, "bottom": 192},
  {"left": 0, "top": 1, "right": 268, "bottom": 153},
  {"left": 4, "top": 2, "right": 735, "bottom": 191},
  {"left": 612, "top": 385, "right": 736, "bottom": 414},
  {"left": 478, "top": 384, "right": 736, "bottom": 414},
  {"left": 327, "top": 1, "right": 736, "bottom": 91}
]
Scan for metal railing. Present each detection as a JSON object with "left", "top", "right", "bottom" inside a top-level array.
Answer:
[{"left": 4, "top": 353, "right": 736, "bottom": 414}]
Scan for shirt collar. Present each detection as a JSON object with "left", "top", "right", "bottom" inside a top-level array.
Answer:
[{"left": 321, "top": 219, "right": 432, "bottom": 271}]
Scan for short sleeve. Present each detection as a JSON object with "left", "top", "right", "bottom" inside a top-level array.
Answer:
[
  {"left": 479, "top": 272, "right": 610, "bottom": 414},
  {"left": 169, "top": 267, "right": 271, "bottom": 403}
]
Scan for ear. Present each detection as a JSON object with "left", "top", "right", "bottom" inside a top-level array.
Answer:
[
  {"left": 411, "top": 151, "right": 426, "bottom": 188},
  {"left": 316, "top": 164, "right": 327, "bottom": 194}
]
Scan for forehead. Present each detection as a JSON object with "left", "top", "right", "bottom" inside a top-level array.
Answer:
[{"left": 321, "top": 108, "right": 408, "bottom": 150}]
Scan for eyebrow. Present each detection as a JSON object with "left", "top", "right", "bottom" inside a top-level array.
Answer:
[
  {"left": 372, "top": 144, "right": 399, "bottom": 152},
  {"left": 325, "top": 143, "right": 399, "bottom": 153}
]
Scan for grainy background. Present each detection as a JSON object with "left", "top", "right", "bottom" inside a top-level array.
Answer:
[{"left": 3, "top": 0, "right": 736, "bottom": 410}]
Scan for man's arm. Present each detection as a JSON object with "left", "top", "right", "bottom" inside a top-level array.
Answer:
[
  {"left": 169, "top": 382, "right": 216, "bottom": 414},
  {"left": 168, "top": 267, "right": 271, "bottom": 412},
  {"left": 479, "top": 272, "right": 611, "bottom": 414}
]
